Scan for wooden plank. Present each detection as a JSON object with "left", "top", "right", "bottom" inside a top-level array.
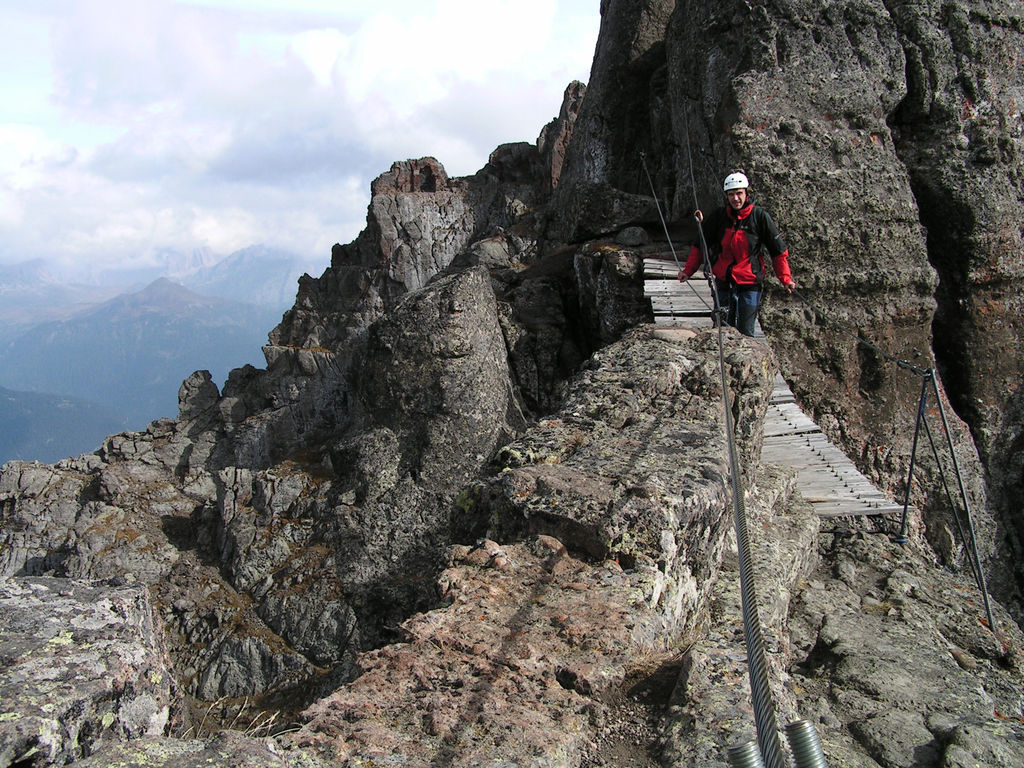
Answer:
[
  {"left": 644, "top": 281, "right": 705, "bottom": 293},
  {"left": 643, "top": 258, "right": 686, "bottom": 274},
  {"left": 761, "top": 442, "right": 828, "bottom": 455},
  {"left": 644, "top": 290, "right": 712, "bottom": 303},
  {"left": 815, "top": 505, "right": 906, "bottom": 518},
  {"left": 644, "top": 268, "right": 905, "bottom": 521},
  {"left": 648, "top": 296, "right": 713, "bottom": 309},
  {"left": 765, "top": 414, "right": 818, "bottom": 428},
  {"left": 646, "top": 290, "right": 712, "bottom": 303},
  {"left": 764, "top": 422, "right": 820, "bottom": 437},
  {"left": 655, "top": 316, "right": 695, "bottom": 326},
  {"left": 764, "top": 418, "right": 819, "bottom": 431},
  {"left": 809, "top": 496, "right": 896, "bottom": 509},
  {"left": 762, "top": 428, "right": 821, "bottom": 439},
  {"left": 808, "top": 497, "right": 896, "bottom": 506}
]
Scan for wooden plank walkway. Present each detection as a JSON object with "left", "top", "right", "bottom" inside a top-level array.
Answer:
[
  {"left": 644, "top": 256, "right": 718, "bottom": 322},
  {"left": 644, "top": 256, "right": 905, "bottom": 519}
]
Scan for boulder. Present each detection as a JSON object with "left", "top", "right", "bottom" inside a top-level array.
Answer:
[{"left": 0, "top": 578, "right": 173, "bottom": 767}]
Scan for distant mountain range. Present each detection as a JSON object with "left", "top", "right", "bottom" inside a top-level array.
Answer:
[
  {"left": 0, "top": 386, "right": 128, "bottom": 465},
  {"left": 0, "top": 245, "right": 325, "bottom": 464},
  {"left": 0, "top": 259, "right": 123, "bottom": 339},
  {"left": 181, "top": 245, "right": 324, "bottom": 310},
  {"left": 0, "top": 246, "right": 322, "bottom": 331},
  {"left": 0, "top": 278, "right": 281, "bottom": 431}
]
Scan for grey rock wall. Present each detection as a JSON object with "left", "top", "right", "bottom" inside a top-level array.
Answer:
[
  {"left": 552, "top": 0, "right": 1023, "bottom": 604},
  {"left": 884, "top": 0, "right": 1024, "bottom": 581}
]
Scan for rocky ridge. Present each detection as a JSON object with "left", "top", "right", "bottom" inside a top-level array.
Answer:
[
  {"left": 554, "top": 0, "right": 1024, "bottom": 602},
  {"left": 2, "top": 0, "right": 1024, "bottom": 766}
]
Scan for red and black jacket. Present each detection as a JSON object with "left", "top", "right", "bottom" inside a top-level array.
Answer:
[{"left": 682, "top": 201, "right": 792, "bottom": 287}]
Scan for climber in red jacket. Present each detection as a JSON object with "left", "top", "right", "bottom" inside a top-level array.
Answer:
[{"left": 678, "top": 171, "right": 795, "bottom": 336}]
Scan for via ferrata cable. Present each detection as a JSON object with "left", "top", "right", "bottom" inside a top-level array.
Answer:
[{"left": 670, "top": 104, "right": 789, "bottom": 768}]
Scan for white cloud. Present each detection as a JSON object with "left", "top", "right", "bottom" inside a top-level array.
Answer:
[
  {"left": 0, "top": 0, "right": 600, "bottom": 279},
  {"left": 290, "top": 29, "right": 348, "bottom": 88}
]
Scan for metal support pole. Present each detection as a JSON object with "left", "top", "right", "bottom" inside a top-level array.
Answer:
[
  {"left": 920, "top": 415, "right": 979, "bottom": 587},
  {"left": 929, "top": 374, "right": 998, "bottom": 635},
  {"left": 897, "top": 373, "right": 930, "bottom": 542}
]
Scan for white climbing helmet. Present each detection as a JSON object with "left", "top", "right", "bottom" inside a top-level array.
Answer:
[{"left": 723, "top": 172, "right": 749, "bottom": 192}]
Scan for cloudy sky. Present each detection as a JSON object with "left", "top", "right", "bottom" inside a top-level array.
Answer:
[{"left": 0, "top": 0, "right": 600, "bottom": 280}]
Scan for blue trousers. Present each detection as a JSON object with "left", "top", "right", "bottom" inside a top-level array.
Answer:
[{"left": 715, "top": 280, "right": 761, "bottom": 337}]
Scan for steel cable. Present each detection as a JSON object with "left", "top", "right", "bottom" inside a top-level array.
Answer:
[
  {"left": 714, "top": 316, "right": 788, "bottom": 768},
  {"left": 640, "top": 152, "right": 712, "bottom": 311},
  {"left": 674, "top": 103, "right": 788, "bottom": 768}
]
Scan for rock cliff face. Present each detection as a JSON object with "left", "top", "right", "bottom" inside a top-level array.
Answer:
[
  {"left": 556, "top": 0, "right": 1024, "bottom": 600},
  {"left": 1, "top": 1, "right": 1023, "bottom": 767}
]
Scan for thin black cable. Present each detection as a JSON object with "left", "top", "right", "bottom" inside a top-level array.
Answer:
[
  {"left": 898, "top": 373, "right": 980, "bottom": 587},
  {"left": 677, "top": 103, "right": 726, "bottom": 325},
  {"left": 639, "top": 152, "right": 681, "bottom": 271},
  {"left": 921, "top": 405, "right": 981, "bottom": 588},
  {"left": 790, "top": 288, "right": 929, "bottom": 378},
  {"left": 898, "top": 377, "right": 930, "bottom": 540},
  {"left": 678, "top": 102, "right": 703, "bottom": 211},
  {"left": 639, "top": 152, "right": 713, "bottom": 312}
]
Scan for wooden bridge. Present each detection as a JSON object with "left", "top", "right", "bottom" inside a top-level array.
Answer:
[{"left": 644, "top": 255, "right": 906, "bottom": 519}]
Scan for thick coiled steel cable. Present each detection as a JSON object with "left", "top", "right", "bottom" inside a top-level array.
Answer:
[
  {"left": 643, "top": 105, "right": 789, "bottom": 768},
  {"left": 713, "top": 316, "right": 788, "bottom": 768}
]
